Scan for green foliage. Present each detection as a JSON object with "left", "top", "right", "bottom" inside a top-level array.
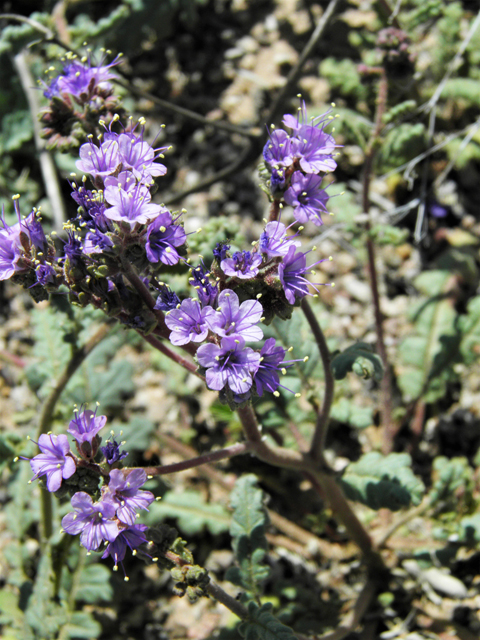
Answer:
[
  {"left": 459, "top": 514, "right": 480, "bottom": 543},
  {"left": 146, "top": 490, "right": 231, "bottom": 535},
  {"left": 382, "top": 100, "right": 418, "bottom": 125},
  {"left": 0, "top": 13, "right": 51, "bottom": 57},
  {"left": 370, "top": 224, "right": 409, "bottom": 246},
  {"left": 377, "top": 123, "right": 426, "bottom": 171},
  {"left": 331, "top": 342, "right": 383, "bottom": 382},
  {"left": 0, "top": 110, "right": 33, "bottom": 153},
  {"left": 430, "top": 456, "right": 474, "bottom": 506},
  {"left": 226, "top": 475, "right": 270, "bottom": 600},
  {"left": 329, "top": 108, "right": 372, "bottom": 147},
  {"left": 340, "top": 452, "right": 425, "bottom": 511},
  {"left": 441, "top": 78, "right": 480, "bottom": 107},
  {"left": 458, "top": 296, "right": 480, "bottom": 364},
  {"left": 404, "top": 0, "right": 442, "bottom": 29},
  {"left": 111, "top": 415, "right": 157, "bottom": 452},
  {"left": 74, "top": 563, "right": 113, "bottom": 603},
  {"left": 396, "top": 270, "right": 460, "bottom": 402},
  {"left": 319, "top": 58, "right": 366, "bottom": 101},
  {"left": 330, "top": 397, "right": 373, "bottom": 430},
  {"left": 269, "top": 310, "right": 321, "bottom": 382},
  {"left": 187, "top": 216, "right": 241, "bottom": 261},
  {"left": 239, "top": 602, "right": 297, "bottom": 640}
]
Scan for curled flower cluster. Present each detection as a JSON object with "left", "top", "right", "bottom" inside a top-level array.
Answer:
[
  {"left": 262, "top": 101, "right": 338, "bottom": 226},
  {"left": 40, "top": 51, "right": 125, "bottom": 150},
  {"left": 27, "top": 407, "right": 154, "bottom": 573}
]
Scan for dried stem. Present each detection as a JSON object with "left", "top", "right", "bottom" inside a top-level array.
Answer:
[
  {"left": 361, "top": 69, "right": 397, "bottom": 454},
  {"left": 301, "top": 299, "right": 334, "bottom": 463},
  {"left": 137, "top": 441, "right": 253, "bottom": 476}
]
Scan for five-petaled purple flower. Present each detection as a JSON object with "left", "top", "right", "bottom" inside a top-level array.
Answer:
[
  {"left": 30, "top": 433, "right": 76, "bottom": 492},
  {"left": 165, "top": 297, "right": 212, "bottom": 346},
  {"left": 102, "top": 523, "right": 148, "bottom": 568},
  {"left": 62, "top": 493, "right": 119, "bottom": 551},
  {"left": 221, "top": 250, "right": 262, "bottom": 280},
  {"left": 278, "top": 246, "right": 311, "bottom": 304},
  {"left": 145, "top": 210, "right": 186, "bottom": 265},
  {"left": 197, "top": 336, "right": 261, "bottom": 395},
  {"left": 284, "top": 173, "right": 329, "bottom": 226},
  {"left": 106, "top": 468, "right": 154, "bottom": 526},
  {"left": 104, "top": 182, "right": 162, "bottom": 226},
  {"left": 206, "top": 289, "right": 263, "bottom": 342},
  {"left": 259, "top": 221, "right": 300, "bottom": 259}
]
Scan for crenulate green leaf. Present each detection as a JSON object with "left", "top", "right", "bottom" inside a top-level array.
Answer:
[
  {"left": 239, "top": 602, "right": 297, "bottom": 640},
  {"left": 331, "top": 342, "right": 383, "bottom": 382},
  {"left": 339, "top": 452, "right": 425, "bottom": 511}
]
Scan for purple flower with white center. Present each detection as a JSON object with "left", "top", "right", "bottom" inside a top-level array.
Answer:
[
  {"left": 206, "top": 289, "right": 263, "bottom": 342},
  {"left": 278, "top": 246, "right": 310, "bottom": 304},
  {"left": 294, "top": 125, "right": 337, "bottom": 174},
  {"left": 284, "top": 172, "right": 329, "bottom": 226},
  {"left": 100, "top": 438, "right": 128, "bottom": 465},
  {"left": 254, "top": 338, "right": 286, "bottom": 396},
  {"left": 197, "top": 336, "right": 261, "bottom": 395},
  {"left": 116, "top": 131, "right": 167, "bottom": 183},
  {"left": 48, "top": 56, "right": 120, "bottom": 100},
  {"left": 259, "top": 221, "right": 300, "bottom": 259},
  {"left": 189, "top": 263, "right": 218, "bottom": 307},
  {"left": 62, "top": 493, "right": 119, "bottom": 551},
  {"left": 221, "top": 250, "right": 262, "bottom": 280},
  {"left": 213, "top": 242, "right": 230, "bottom": 262},
  {"left": 102, "top": 523, "right": 148, "bottom": 568},
  {"left": 104, "top": 182, "right": 162, "bottom": 226},
  {"left": 165, "top": 297, "right": 211, "bottom": 346},
  {"left": 263, "top": 129, "right": 297, "bottom": 169},
  {"left": 76, "top": 139, "right": 121, "bottom": 179},
  {"left": 29, "top": 433, "right": 76, "bottom": 493},
  {"left": 145, "top": 210, "right": 186, "bottom": 265},
  {"left": 106, "top": 468, "right": 154, "bottom": 526},
  {"left": 154, "top": 283, "right": 181, "bottom": 311}
]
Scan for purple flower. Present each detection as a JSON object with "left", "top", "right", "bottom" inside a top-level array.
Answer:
[
  {"left": 35, "top": 263, "right": 56, "bottom": 286},
  {"left": 254, "top": 338, "right": 286, "bottom": 396},
  {"left": 284, "top": 172, "right": 329, "bottom": 226},
  {"left": 104, "top": 182, "right": 162, "bottom": 226},
  {"left": 221, "top": 251, "right": 262, "bottom": 280},
  {"left": 213, "top": 242, "right": 230, "bottom": 262},
  {"left": 76, "top": 139, "right": 121, "bottom": 179},
  {"left": 0, "top": 219, "right": 21, "bottom": 281},
  {"left": 116, "top": 131, "right": 167, "bottom": 183},
  {"left": 165, "top": 297, "right": 212, "bottom": 346},
  {"left": 102, "top": 523, "right": 148, "bottom": 568},
  {"left": 206, "top": 289, "right": 263, "bottom": 342},
  {"left": 83, "top": 229, "right": 113, "bottom": 255},
  {"left": 106, "top": 468, "right": 154, "bottom": 526},
  {"left": 263, "top": 129, "right": 297, "bottom": 169},
  {"left": 197, "top": 336, "right": 261, "bottom": 395},
  {"left": 30, "top": 433, "right": 76, "bottom": 492},
  {"left": 259, "top": 221, "right": 300, "bottom": 259},
  {"left": 278, "top": 246, "right": 310, "bottom": 304},
  {"left": 154, "top": 283, "right": 181, "bottom": 311},
  {"left": 100, "top": 438, "right": 128, "bottom": 465},
  {"left": 189, "top": 263, "right": 218, "bottom": 307},
  {"left": 71, "top": 184, "right": 110, "bottom": 230},
  {"left": 62, "top": 493, "right": 119, "bottom": 551},
  {"left": 63, "top": 232, "right": 84, "bottom": 263},
  {"left": 145, "top": 210, "right": 186, "bottom": 265},
  {"left": 68, "top": 407, "right": 107, "bottom": 445},
  {"left": 48, "top": 56, "right": 120, "bottom": 100},
  {"left": 294, "top": 125, "right": 337, "bottom": 174}
]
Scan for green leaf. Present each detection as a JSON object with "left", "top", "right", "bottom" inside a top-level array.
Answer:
[
  {"left": 75, "top": 563, "right": 113, "bottom": 603},
  {"left": 459, "top": 296, "right": 480, "bottom": 365},
  {"left": 459, "top": 514, "right": 480, "bottom": 543},
  {"left": 111, "top": 415, "right": 156, "bottom": 452},
  {"left": 270, "top": 310, "right": 320, "bottom": 380},
  {"left": 330, "top": 397, "right": 373, "bottom": 429},
  {"left": 225, "top": 475, "right": 270, "bottom": 599},
  {"left": 377, "top": 123, "right": 426, "bottom": 171},
  {"left": 396, "top": 271, "right": 460, "bottom": 402},
  {"left": 146, "top": 490, "right": 231, "bottom": 535},
  {"left": 339, "top": 452, "right": 425, "bottom": 511},
  {"left": 63, "top": 611, "right": 102, "bottom": 640},
  {"left": 239, "top": 602, "right": 297, "bottom": 640},
  {"left": 441, "top": 78, "right": 480, "bottom": 107},
  {"left": 430, "top": 456, "right": 474, "bottom": 505},
  {"left": 331, "top": 342, "right": 383, "bottom": 382}
]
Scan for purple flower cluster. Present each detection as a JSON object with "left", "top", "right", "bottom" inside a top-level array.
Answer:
[
  {"left": 27, "top": 408, "right": 154, "bottom": 572},
  {"left": 263, "top": 101, "right": 337, "bottom": 226}
]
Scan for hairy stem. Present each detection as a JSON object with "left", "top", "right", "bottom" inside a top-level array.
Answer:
[
  {"left": 301, "top": 299, "right": 334, "bottom": 463},
  {"left": 140, "top": 333, "right": 203, "bottom": 379},
  {"left": 136, "top": 441, "right": 253, "bottom": 476}
]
